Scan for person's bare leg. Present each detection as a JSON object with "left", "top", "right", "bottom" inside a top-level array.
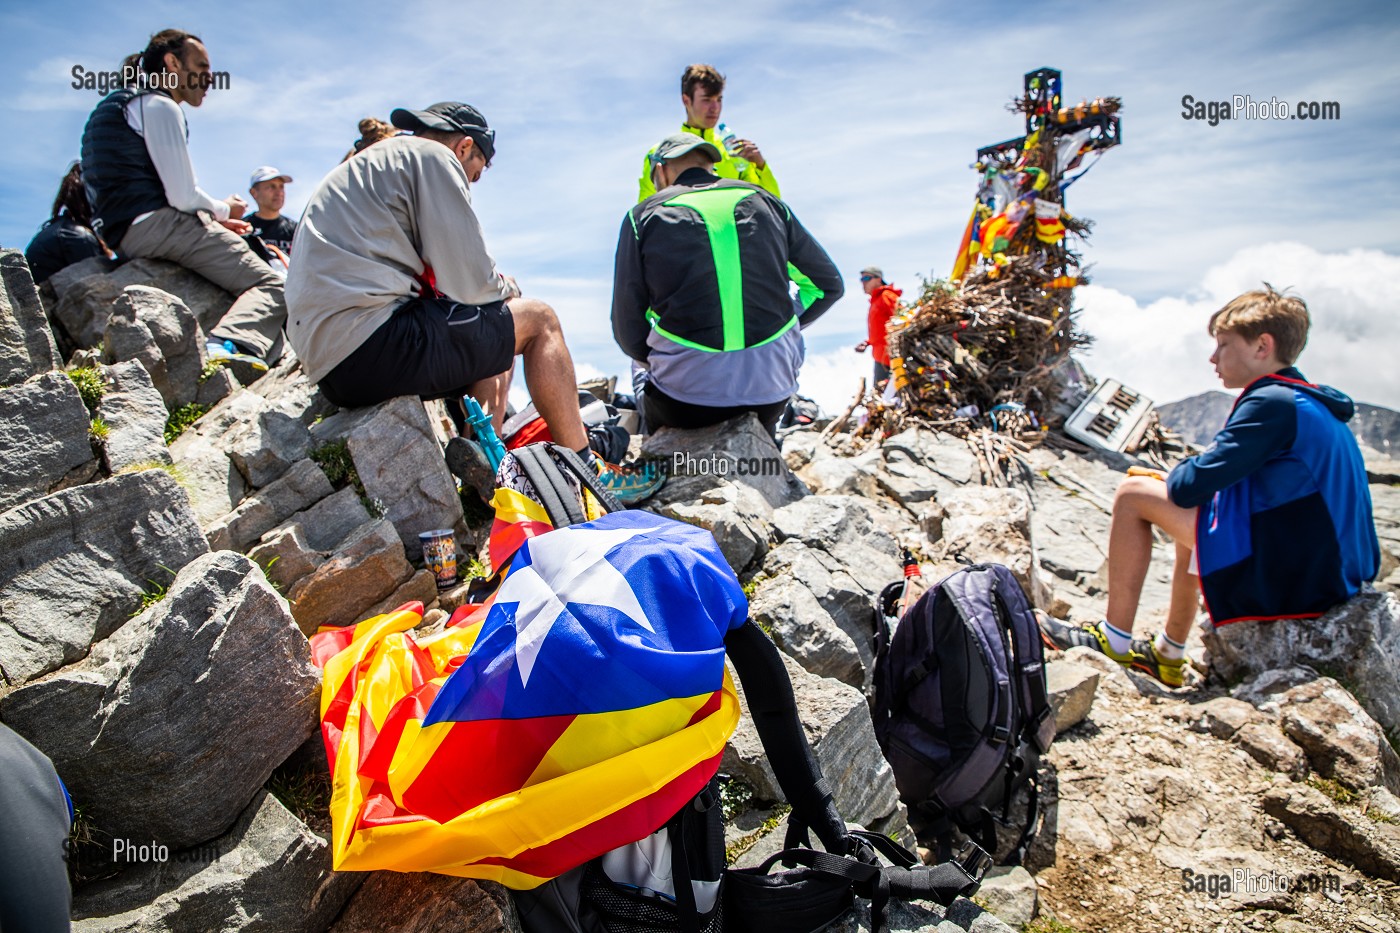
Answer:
[
  {"left": 506, "top": 297, "right": 588, "bottom": 452},
  {"left": 466, "top": 370, "right": 512, "bottom": 433},
  {"left": 1104, "top": 476, "right": 1197, "bottom": 635},
  {"left": 1164, "top": 540, "right": 1200, "bottom": 646}
]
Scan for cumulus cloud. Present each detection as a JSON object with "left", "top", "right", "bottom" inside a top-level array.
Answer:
[{"left": 1078, "top": 242, "right": 1400, "bottom": 408}]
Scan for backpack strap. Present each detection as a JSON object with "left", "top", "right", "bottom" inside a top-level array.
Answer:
[
  {"left": 989, "top": 565, "right": 1056, "bottom": 755},
  {"left": 512, "top": 444, "right": 586, "bottom": 527},
  {"left": 545, "top": 444, "right": 626, "bottom": 516}
]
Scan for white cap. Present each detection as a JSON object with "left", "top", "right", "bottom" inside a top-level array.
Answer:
[{"left": 249, "top": 166, "right": 292, "bottom": 188}]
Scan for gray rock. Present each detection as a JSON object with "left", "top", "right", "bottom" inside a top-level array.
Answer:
[
  {"left": 0, "top": 248, "right": 58, "bottom": 386},
  {"left": 939, "top": 486, "right": 1048, "bottom": 610},
  {"left": 781, "top": 431, "right": 823, "bottom": 472},
  {"left": 1277, "top": 677, "right": 1400, "bottom": 795},
  {"left": 339, "top": 396, "right": 465, "bottom": 553},
  {"left": 359, "top": 568, "right": 441, "bottom": 622},
  {"left": 1232, "top": 722, "right": 1309, "bottom": 779},
  {"left": 102, "top": 285, "right": 205, "bottom": 410},
  {"left": 328, "top": 872, "right": 521, "bottom": 933},
  {"left": 804, "top": 453, "right": 883, "bottom": 499},
  {"left": 1203, "top": 590, "right": 1400, "bottom": 741},
  {"left": 1262, "top": 783, "right": 1400, "bottom": 882},
  {"left": 206, "top": 458, "right": 335, "bottom": 553},
  {"left": 876, "top": 444, "right": 945, "bottom": 507},
  {"left": 71, "top": 790, "right": 362, "bottom": 933},
  {"left": 832, "top": 897, "right": 1016, "bottom": 932},
  {"left": 1, "top": 551, "right": 318, "bottom": 849},
  {"left": 1046, "top": 659, "right": 1099, "bottom": 733},
  {"left": 724, "top": 650, "right": 903, "bottom": 832},
  {"left": 168, "top": 391, "right": 271, "bottom": 524},
  {"left": 226, "top": 407, "right": 313, "bottom": 489},
  {"left": 248, "top": 489, "right": 373, "bottom": 592},
  {"left": 46, "top": 254, "right": 111, "bottom": 302},
  {"left": 286, "top": 518, "right": 414, "bottom": 633},
  {"left": 0, "top": 371, "right": 98, "bottom": 511},
  {"left": 975, "top": 865, "right": 1038, "bottom": 929},
  {"left": 195, "top": 364, "right": 238, "bottom": 408},
  {"left": 248, "top": 354, "right": 335, "bottom": 427},
  {"left": 748, "top": 576, "right": 865, "bottom": 686},
  {"left": 644, "top": 413, "right": 808, "bottom": 509},
  {"left": 655, "top": 483, "right": 771, "bottom": 575},
  {"left": 55, "top": 257, "right": 234, "bottom": 349},
  {"left": 96, "top": 361, "right": 172, "bottom": 472},
  {"left": 0, "top": 470, "right": 208, "bottom": 685},
  {"left": 771, "top": 494, "right": 901, "bottom": 560},
  {"left": 1185, "top": 696, "right": 1265, "bottom": 739},
  {"left": 1230, "top": 665, "right": 1319, "bottom": 710}
]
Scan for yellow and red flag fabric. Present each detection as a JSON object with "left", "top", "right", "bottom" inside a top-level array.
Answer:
[{"left": 311, "top": 510, "right": 746, "bottom": 888}]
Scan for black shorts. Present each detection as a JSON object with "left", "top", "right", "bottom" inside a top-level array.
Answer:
[
  {"left": 319, "top": 296, "right": 516, "bottom": 408},
  {"left": 643, "top": 382, "right": 788, "bottom": 437}
]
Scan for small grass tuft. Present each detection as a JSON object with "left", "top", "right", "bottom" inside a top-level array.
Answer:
[
  {"left": 1308, "top": 775, "right": 1358, "bottom": 806},
  {"left": 131, "top": 565, "right": 178, "bottom": 616},
  {"left": 1026, "top": 919, "right": 1085, "bottom": 933},
  {"left": 267, "top": 761, "right": 333, "bottom": 833},
  {"left": 198, "top": 359, "right": 226, "bottom": 383},
  {"left": 88, "top": 416, "right": 109, "bottom": 441},
  {"left": 311, "top": 439, "right": 366, "bottom": 498},
  {"left": 164, "top": 403, "right": 210, "bottom": 444},
  {"left": 66, "top": 365, "right": 105, "bottom": 413},
  {"left": 724, "top": 804, "right": 790, "bottom": 865},
  {"left": 1366, "top": 808, "right": 1398, "bottom": 825}
]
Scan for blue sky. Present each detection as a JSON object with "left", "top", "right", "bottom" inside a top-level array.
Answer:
[{"left": 3, "top": 0, "right": 1398, "bottom": 411}]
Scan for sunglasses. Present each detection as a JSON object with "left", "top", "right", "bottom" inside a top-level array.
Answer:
[{"left": 860, "top": 275, "right": 876, "bottom": 282}]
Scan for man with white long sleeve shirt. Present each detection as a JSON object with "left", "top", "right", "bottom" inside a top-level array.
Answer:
[{"left": 80, "top": 29, "right": 284, "bottom": 376}]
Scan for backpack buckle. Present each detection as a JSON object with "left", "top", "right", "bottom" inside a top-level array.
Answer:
[
  {"left": 991, "top": 724, "right": 1011, "bottom": 745},
  {"left": 953, "top": 838, "right": 993, "bottom": 884}
]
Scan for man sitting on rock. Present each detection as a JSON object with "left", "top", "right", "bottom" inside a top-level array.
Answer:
[
  {"left": 1039, "top": 285, "right": 1379, "bottom": 686},
  {"left": 612, "top": 133, "right": 843, "bottom": 437},
  {"left": 286, "top": 101, "right": 661, "bottom": 503},
  {"left": 80, "top": 29, "right": 285, "bottom": 380}
]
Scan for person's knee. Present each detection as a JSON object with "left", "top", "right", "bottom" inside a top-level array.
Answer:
[
  {"left": 508, "top": 297, "right": 561, "bottom": 344},
  {"left": 1114, "top": 475, "right": 1169, "bottom": 512}
]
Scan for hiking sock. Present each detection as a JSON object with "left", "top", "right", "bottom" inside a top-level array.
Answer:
[
  {"left": 1098, "top": 620, "right": 1133, "bottom": 656},
  {"left": 1153, "top": 631, "right": 1187, "bottom": 662},
  {"left": 575, "top": 445, "right": 600, "bottom": 472}
]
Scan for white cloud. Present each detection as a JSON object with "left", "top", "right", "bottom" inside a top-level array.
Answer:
[{"left": 1077, "top": 242, "right": 1400, "bottom": 409}]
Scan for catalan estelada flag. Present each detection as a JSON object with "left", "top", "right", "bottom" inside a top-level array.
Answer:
[{"left": 311, "top": 510, "right": 746, "bottom": 888}]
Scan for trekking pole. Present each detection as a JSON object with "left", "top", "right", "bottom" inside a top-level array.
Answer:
[
  {"left": 896, "top": 550, "right": 923, "bottom": 619},
  {"left": 463, "top": 396, "right": 506, "bottom": 472}
]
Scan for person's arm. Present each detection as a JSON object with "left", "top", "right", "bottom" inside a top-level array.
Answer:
[
  {"left": 1166, "top": 388, "right": 1296, "bottom": 508},
  {"left": 414, "top": 148, "right": 511, "bottom": 305},
  {"left": 782, "top": 204, "right": 843, "bottom": 328},
  {"left": 724, "top": 621, "right": 848, "bottom": 854},
  {"left": 131, "top": 94, "right": 230, "bottom": 220},
  {"left": 611, "top": 211, "right": 652, "bottom": 362}
]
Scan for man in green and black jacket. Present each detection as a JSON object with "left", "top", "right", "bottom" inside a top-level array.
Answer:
[{"left": 611, "top": 133, "right": 843, "bottom": 435}]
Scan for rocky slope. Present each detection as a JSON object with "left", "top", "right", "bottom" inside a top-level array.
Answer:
[{"left": 2, "top": 249, "right": 1399, "bottom": 932}]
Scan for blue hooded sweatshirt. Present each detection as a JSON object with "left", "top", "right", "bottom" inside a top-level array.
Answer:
[{"left": 1167, "top": 368, "right": 1379, "bottom": 625}]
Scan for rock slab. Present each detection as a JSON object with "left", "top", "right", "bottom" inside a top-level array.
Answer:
[
  {"left": 0, "top": 370, "right": 98, "bottom": 511},
  {"left": 329, "top": 872, "right": 522, "bottom": 933},
  {"left": 0, "top": 247, "right": 59, "bottom": 386},
  {"left": 97, "top": 360, "right": 173, "bottom": 472}
]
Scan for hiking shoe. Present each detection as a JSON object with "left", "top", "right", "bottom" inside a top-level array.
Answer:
[
  {"left": 1036, "top": 613, "right": 1135, "bottom": 665},
  {"left": 206, "top": 339, "right": 268, "bottom": 384},
  {"left": 446, "top": 436, "right": 496, "bottom": 504},
  {"left": 596, "top": 460, "right": 665, "bottom": 505},
  {"left": 1129, "top": 637, "right": 1187, "bottom": 688}
]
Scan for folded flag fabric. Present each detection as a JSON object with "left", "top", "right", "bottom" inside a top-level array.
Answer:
[{"left": 311, "top": 509, "right": 747, "bottom": 888}]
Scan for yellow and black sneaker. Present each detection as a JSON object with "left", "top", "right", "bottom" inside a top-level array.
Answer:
[
  {"left": 1129, "top": 637, "right": 1186, "bottom": 688},
  {"left": 1036, "top": 614, "right": 1135, "bottom": 666}
]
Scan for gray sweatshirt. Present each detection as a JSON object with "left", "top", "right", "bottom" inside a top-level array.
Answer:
[{"left": 286, "top": 135, "right": 509, "bottom": 384}]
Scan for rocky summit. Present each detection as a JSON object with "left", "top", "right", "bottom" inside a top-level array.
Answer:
[{"left": 1, "top": 252, "right": 1399, "bottom": 932}]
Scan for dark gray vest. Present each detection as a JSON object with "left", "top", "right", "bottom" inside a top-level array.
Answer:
[{"left": 80, "top": 88, "right": 174, "bottom": 248}]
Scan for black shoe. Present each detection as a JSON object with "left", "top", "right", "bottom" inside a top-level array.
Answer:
[
  {"left": 1037, "top": 613, "right": 1135, "bottom": 665},
  {"left": 446, "top": 437, "right": 496, "bottom": 503}
]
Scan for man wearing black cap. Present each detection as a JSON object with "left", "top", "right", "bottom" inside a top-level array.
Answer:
[
  {"left": 286, "top": 103, "right": 659, "bottom": 501},
  {"left": 612, "top": 133, "right": 842, "bottom": 436}
]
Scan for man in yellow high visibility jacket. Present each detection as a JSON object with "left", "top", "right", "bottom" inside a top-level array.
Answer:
[{"left": 636, "top": 63, "right": 779, "bottom": 202}]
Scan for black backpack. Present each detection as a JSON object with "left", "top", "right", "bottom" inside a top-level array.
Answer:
[{"left": 872, "top": 563, "right": 1056, "bottom": 865}]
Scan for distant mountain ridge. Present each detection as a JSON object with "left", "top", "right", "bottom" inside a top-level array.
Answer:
[{"left": 1158, "top": 390, "right": 1400, "bottom": 457}]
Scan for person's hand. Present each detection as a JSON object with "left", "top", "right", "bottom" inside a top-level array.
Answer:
[
  {"left": 219, "top": 218, "right": 252, "bottom": 234},
  {"left": 854, "top": 340, "right": 869, "bottom": 353},
  {"left": 1127, "top": 466, "right": 1168, "bottom": 481},
  {"left": 224, "top": 195, "right": 248, "bottom": 220},
  {"left": 733, "top": 139, "right": 765, "bottom": 169}
]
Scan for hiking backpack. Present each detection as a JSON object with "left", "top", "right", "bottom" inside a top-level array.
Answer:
[{"left": 871, "top": 563, "right": 1057, "bottom": 865}]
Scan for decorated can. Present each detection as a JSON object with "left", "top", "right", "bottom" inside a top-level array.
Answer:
[{"left": 419, "top": 529, "right": 458, "bottom": 591}]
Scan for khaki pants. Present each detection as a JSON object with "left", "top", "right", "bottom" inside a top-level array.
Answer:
[{"left": 118, "top": 207, "right": 286, "bottom": 358}]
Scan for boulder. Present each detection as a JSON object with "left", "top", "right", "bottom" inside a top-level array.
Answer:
[
  {"left": 874, "top": 444, "right": 945, "bottom": 508},
  {"left": 938, "top": 486, "right": 1048, "bottom": 610},
  {"left": 0, "top": 370, "right": 98, "bottom": 511},
  {"left": 747, "top": 576, "right": 864, "bottom": 686},
  {"left": 803, "top": 452, "right": 883, "bottom": 499},
  {"left": 724, "top": 650, "right": 904, "bottom": 834},
  {"left": 1202, "top": 590, "right": 1400, "bottom": 741},
  {"left": 168, "top": 392, "right": 269, "bottom": 524},
  {"left": 880, "top": 427, "right": 981, "bottom": 493},
  {"left": 205, "top": 458, "right": 334, "bottom": 553},
  {"left": 1232, "top": 722, "right": 1309, "bottom": 779},
  {"left": 328, "top": 873, "right": 521, "bottom": 933},
  {"left": 1262, "top": 783, "right": 1400, "bottom": 883},
  {"left": 0, "top": 551, "right": 319, "bottom": 849},
  {"left": 1277, "top": 677, "right": 1400, "bottom": 794},
  {"left": 0, "top": 469, "right": 208, "bottom": 685},
  {"left": 975, "top": 865, "right": 1038, "bottom": 929},
  {"left": 1184, "top": 696, "right": 1265, "bottom": 740},
  {"left": 319, "top": 396, "right": 466, "bottom": 553},
  {"left": 359, "top": 569, "right": 441, "bottom": 622},
  {"left": 1046, "top": 659, "right": 1099, "bottom": 733},
  {"left": 248, "top": 488, "right": 373, "bottom": 592},
  {"left": 0, "top": 248, "right": 58, "bottom": 386},
  {"left": 96, "top": 360, "right": 172, "bottom": 472},
  {"left": 195, "top": 364, "right": 238, "bottom": 408},
  {"left": 285, "top": 518, "right": 415, "bottom": 633},
  {"left": 54, "top": 257, "right": 234, "bottom": 349},
  {"left": 71, "top": 791, "right": 362, "bottom": 933},
  {"left": 102, "top": 286, "right": 205, "bottom": 410},
  {"left": 643, "top": 413, "right": 807, "bottom": 510}
]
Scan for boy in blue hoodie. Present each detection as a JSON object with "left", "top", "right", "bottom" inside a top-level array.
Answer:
[{"left": 1040, "top": 285, "right": 1379, "bottom": 686}]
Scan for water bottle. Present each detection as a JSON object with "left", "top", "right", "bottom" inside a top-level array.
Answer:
[{"left": 716, "top": 122, "right": 748, "bottom": 174}]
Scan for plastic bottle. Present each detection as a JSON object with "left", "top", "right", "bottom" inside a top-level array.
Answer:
[{"left": 716, "top": 122, "right": 748, "bottom": 174}]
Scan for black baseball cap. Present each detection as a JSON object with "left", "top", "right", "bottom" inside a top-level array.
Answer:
[{"left": 391, "top": 102, "right": 495, "bottom": 163}]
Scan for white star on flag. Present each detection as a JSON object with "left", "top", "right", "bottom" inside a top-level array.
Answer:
[{"left": 495, "top": 524, "right": 654, "bottom": 686}]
